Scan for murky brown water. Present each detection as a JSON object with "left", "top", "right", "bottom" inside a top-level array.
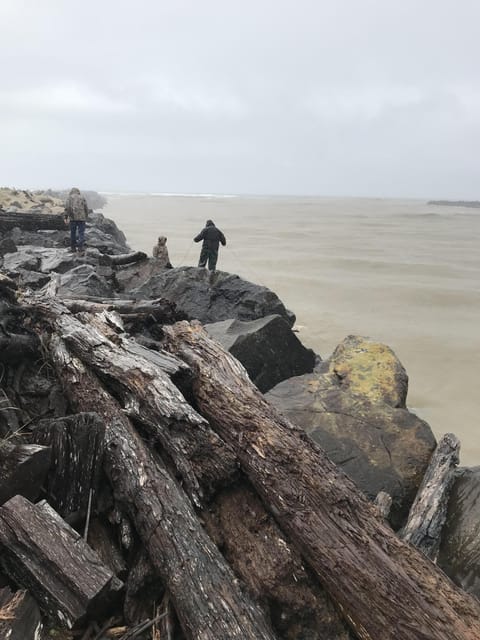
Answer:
[{"left": 103, "top": 195, "right": 480, "bottom": 466}]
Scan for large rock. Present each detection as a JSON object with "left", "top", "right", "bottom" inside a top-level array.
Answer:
[
  {"left": 115, "top": 257, "right": 168, "bottom": 293},
  {"left": 88, "top": 212, "right": 128, "bottom": 248},
  {"left": 133, "top": 266, "right": 296, "bottom": 325},
  {"left": 205, "top": 315, "right": 316, "bottom": 392},
  {"left": 266, "top": 371, "right": 436, "bottom": 528},
  {"left": 324, "top": 335, "right": 408, "bottom": 408},
  {"left": 57, "top": 264, "right": 113, "bottom": 298},
  {"left": 2, "top": 246, "right": 41, "bottom": 273},
  {"left": 3, "top": 246, "right": 113, "bottom": 277},
  {"left": 437, "top": 467, "right": 480, "bottom": 597}
]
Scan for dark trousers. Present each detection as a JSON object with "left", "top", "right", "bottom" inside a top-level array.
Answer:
[
  {"left": 198, "top": 247, "right": 218, "bottom": 271},
  {"left": 70, "top": 220, "right": 86, "bottom": 250}
]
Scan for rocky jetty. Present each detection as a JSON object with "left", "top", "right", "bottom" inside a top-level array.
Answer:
[{"left": 0, "top": 203, "right": 480, "bottom": 640}]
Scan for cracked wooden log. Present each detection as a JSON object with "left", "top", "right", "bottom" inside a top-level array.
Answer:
[
  {"left": 61, "top": 297, "right": 181, "bottom": 324},
  {"left": 38, "top": 304, "right": 237, "bottom": 504},
  {"left": 0, "top": 441, "right": 51, "bottom": 506},
  {"left": 400, "top": 433, "right": 460, "bottom": 560},
  {"left": 0, "top": 211, "right": 65, "bottom": 232},
  {"left": 32, "top": 413, "right": 105, "bottom": 518},
  {"left": 44, "top": 335, "right": 276, "bottom": 640},
  {"left": 0, "top": 496, "right": 123, "bottom": 628},
  {"left": 108, "top": 251, "right": 148, "bottom": 266},
  {"left": 162, "top": 321, "right": 480, "bottom": 640}
]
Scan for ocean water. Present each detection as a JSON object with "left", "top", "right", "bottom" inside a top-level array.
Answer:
[{"left": 103, "top": 195, "right": 480, "bottom": 466}]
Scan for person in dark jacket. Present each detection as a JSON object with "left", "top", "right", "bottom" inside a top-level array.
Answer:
[{"left": 194, "top": 219, "right": 226, "bottom": 271}]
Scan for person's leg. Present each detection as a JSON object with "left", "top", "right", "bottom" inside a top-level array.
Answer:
[
  {"left": 69, "top": 221, "right": 77, "bottom": 251},
  {"left": 208, "top": 249, "right": 218, "bottom": 271},
  {"left": 198, "top": 247, "right": 209, "bottom": 267},
  {"left": 77, "top": 221, "right": 86, "bottom": 251}
]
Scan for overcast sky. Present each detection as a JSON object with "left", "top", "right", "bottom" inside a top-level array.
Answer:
[{"left": 1, "top": 0, "right": 479, "bottom": 197}]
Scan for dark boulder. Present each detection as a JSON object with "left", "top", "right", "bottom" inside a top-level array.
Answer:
[
  {"left": 115, "top": 256, "right": 167, "bottom": 293},
  {"left": 266, "top": 371, "right": 436, "bottom": 528},
  {"left": 84, "top": 214, "right": 129, "bottom": 254},
  {"left": 205, "top": 315, "right": 316, "bottom": 392},
  {"left": 437, "top": 466, "right": 480, "bottom": 598},
  {"left": 0, "top": 237, "right": 17, "bottom": 257},
  {"left": 132, "top": 266, "right": 296, "bottom": 325},
  {"left": 57, "top": 264, "right": 114, "bottom": 298},
  {"left": 2, "top": 247, "right": 41, "bottom": 273}
]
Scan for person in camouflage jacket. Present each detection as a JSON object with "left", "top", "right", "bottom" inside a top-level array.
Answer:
[{"left": 63, "top": 187, "right": 89, "bottom": 254}]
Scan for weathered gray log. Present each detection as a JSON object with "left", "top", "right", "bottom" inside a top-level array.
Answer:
[
  {"left": 32, "top": 413, "right": 105, "bottom": 518},
  {"left": 61, "top": 296, "right": 180, "bottom": 323},
  {"left": 109, "top": 251, "right": 148, "bottom": 266},
  {"left": 0, "top": 211, "right": 65, "bottom": 232},
  {"left": 400, "top": 433, "right": 460, "bottom": 560},
  {"left": 162, "top": 321, "right": 480, "bottom": 640},
  {"left": 0, "top": 441, "right": 51, "bottom": 505},
  {"left": 0, "top": 495, "right": 123, "bottom": 628},
  {"left": 42, "top": 306, "right": 236, "bottom": 504},
  {"left": 0, "top": 587, "right": 44, "bottom": 640},
  {"left": 46, "top": 336, "right": 276, "bottom": 640}
]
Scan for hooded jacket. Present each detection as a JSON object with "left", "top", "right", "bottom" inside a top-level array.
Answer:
[
  {"left": 64, "top": 188, "right": 89, "bottom": 222},
  {"left": 194, "top": 220, "right": 226, "bottom": 251}
]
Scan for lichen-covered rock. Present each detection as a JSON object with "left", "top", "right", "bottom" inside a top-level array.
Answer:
[
  {"left": 325, "top": 335, "right": 408, "bottom": 408},
  {"left": 132, "top": 266, "right": 295, "bottom": 326},
  {"left": 205, "top": 315, "right": 316, "bottom": 392},
  {"left": 266, "top": 371, "right": 436, "bottom": 527},
  {"left": 438, "top": 466, "right": 480, "bottom": 598}
]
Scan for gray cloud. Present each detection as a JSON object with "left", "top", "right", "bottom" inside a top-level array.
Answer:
[{"left": 1, "top": 0, "right": 479, "bottom": 196}]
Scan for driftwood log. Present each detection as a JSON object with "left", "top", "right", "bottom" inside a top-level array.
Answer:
[
  {"left": 161, "top": 321, "right": 480, "bottom": 640},
  {"left": 108, "top": 251, "right": 147, "bottom": 266},
  {"left": 45, "top": 307, "right": 237, "bottom": 505},
  {"left": 0, "top": 495, "right": 123, "bottom": 627},
  {"left": 400, "top": 432, "right": 460, "bottom": 560},
  {"left": 45, "top": 335, "right": 276, "bottom": 640},
  {"left": 0, "top": 211, "right": 65, "bottom": 232},
  {"left": 61, "top": 296, "right": 182, "bottom": 327},
  {"left": 32, "top": 413, "right": 105, "bottom": 518}
]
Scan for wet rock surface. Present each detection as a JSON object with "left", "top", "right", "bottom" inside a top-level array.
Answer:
[
  {"left": 205, "top": 314, "right": 316, "bottom": 392},
  {"left": 266, "top": 370, "right": 436, "bottom": 527},
  {"left": 133, "top": 266, "right": 296, "bottom": 325}
]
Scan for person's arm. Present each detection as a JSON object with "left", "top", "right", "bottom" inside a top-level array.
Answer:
[
  {"left": 84, "top": 198, "right": 90, "bottom": 217},
  {"left": 194, "top": 229, "right": 205, "bottom": 242},
  {"left": 219, "top": 231, "right": 226, "bottom": 246}
]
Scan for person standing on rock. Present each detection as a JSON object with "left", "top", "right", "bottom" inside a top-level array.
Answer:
[
  {"left": 194, "top": 219, "right": 226, "bottom": 272},
  {"left": 63, "top": 187, "right": 89, "bottom": 255}
]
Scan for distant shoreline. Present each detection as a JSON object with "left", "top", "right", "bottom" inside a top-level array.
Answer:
[{"left": 428, "top": 200, "right": 480, "bottom": 208}]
